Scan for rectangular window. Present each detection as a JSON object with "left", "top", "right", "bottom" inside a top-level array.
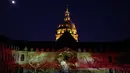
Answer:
[
  {"left": 108, "top": 56, "right": 112, "bottom": 63},
  {"left": 21, "top": 54, "right": 24, "bottom": 61},
  {"left": 109, "top": 68, "right": 113, "bottom": 73}
]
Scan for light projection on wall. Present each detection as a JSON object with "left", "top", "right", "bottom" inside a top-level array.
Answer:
[
  {"left": 10, "top": 48, "right": 108, "bottom": 73},
  {"left": 77, "top": 53, "right": 94, "bottom": 68},
  {"left": 2, "top": 47, "right": 129, "bottom": 73}
]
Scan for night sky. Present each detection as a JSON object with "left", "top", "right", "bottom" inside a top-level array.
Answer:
[{"left": 1, "top": 0, "right": 130, "bottom": 42}]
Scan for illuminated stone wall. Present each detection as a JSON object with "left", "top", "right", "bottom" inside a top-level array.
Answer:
[
  {"left": 0, "top": 43, "right": 130, "bottom": 73},
  {"left": 10, "top": 47, "right": 125, "bottom": 73}
]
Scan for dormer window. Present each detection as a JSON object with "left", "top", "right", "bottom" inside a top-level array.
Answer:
[
  {"left": 21, "top": 54, "right": 24, "bottom": 61},
  {"left": 62, "top": 30, "right": 64, "bottom": 33}
]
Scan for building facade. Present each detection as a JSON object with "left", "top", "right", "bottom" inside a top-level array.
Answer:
[{"left": 0, "top": 7, "right": 130, "bottom": 73}]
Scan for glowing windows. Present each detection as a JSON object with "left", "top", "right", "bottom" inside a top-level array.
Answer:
[
  {"left": 66, "top": 24, "right": 68, "bottom": 27},
  {"left": 73, "top": 30, "right": 76, "bottom": 34},
  {"left": 61, "top": 30, "right": 64, "bottom": 33},
  {"left": 57, "top": 30, "right": 60, "bottom": 34},
  {"left": 70, "top": 30, "right": 72, "bottom": 33},
  {"left": 58, "top": 25, "right": 61, "bottom": 27}
]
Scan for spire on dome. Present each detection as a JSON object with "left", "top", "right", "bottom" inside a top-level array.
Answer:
[
  {"left": 64, "top": 5, "right": 71, "bottom": 21},
  {"left": 66, "top": 5, "right": 69, "bottom": 12}
]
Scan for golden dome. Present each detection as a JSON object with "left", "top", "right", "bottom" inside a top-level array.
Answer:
[
  {"left": 58, "top": 21, "right": 76, "bottom": 29},
  {"left": 56, "top": 6, "right": 78, "bottom": 42}
]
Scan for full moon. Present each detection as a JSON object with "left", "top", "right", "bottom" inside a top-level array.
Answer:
[{"left": 12, "top": 0, "right": 16, "bottom": 4}]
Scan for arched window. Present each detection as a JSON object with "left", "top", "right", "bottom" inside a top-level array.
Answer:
[
  {"left": 61, "top": 30, "right": 64, "bottom": 33},
  {"left": 57, "top": 30, "right": 60, "bottom": 34},
  {"left": 21, "top": 54, "right": 24, "bottom": 61}
]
